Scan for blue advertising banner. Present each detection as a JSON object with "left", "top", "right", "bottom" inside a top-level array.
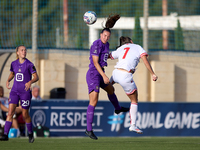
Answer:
[{"left": 30, "top": 100, "right": 200, "bottom": 137}]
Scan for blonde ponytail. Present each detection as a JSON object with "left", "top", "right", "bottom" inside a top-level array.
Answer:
[{"left": 15, "top": 46, "right": 19, "bottom": 59}]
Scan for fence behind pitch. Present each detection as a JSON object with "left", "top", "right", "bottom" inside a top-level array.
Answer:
[{"left": 0, "top": 0, "right": 200, "bottom": 51}]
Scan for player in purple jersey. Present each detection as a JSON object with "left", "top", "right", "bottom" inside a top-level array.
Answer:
[
  {"left": 85, "top": 14, "right": 129, "bottom": 140},
  {"left": 0, "top": 45, "right": 39, "bottom": 143}
]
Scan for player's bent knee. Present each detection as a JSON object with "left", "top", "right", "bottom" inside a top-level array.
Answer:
[
  {"left": 22, "top": 111, "right": 30, "bottom": 119},
  {"left": 7, "top": 111, "right": 15, "bottom": 118},
  {"left": 105, "top": 84, "right": 115, "bottom": 95}
]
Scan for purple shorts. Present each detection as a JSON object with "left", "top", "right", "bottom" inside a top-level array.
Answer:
[
  {"left": 86, "top": 68, "right": 108, "bottom": 94},
  {"left": 9, "top": 90, "right": 32, "bottom": 109}
]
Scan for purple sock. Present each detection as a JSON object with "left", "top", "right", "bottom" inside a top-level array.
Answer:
[
  {"left": 4, "top": 121, "right": 12, "bottom": 135},
  {"left": 107, "top": 93, "right": 121, "bottom": 110},
  {"left": 26, "top": 122, "right": 33, "bottom": 134},
  {"left": 87, "top": 105, "right": 95, "bottom": 131}
]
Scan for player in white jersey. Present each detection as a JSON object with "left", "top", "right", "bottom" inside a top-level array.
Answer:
[{"left": 109, "top": 36, "right": 158, "bottom": 134}]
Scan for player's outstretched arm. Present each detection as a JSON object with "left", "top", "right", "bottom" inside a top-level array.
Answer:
[
  {"left": 6, "top": 72, "right": 15, "bottom": 89},
  {"left": 108, "top": 53, "right": 112, "bottom": 59},
  {"left": 141, "top": 55, "right": 158, "bottom": 81}
]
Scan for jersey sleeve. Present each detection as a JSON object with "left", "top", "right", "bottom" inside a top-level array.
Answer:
[
  {"left": 29, "top": 62, "right": 37, "bottom": 74},
  {"left": 90, "top": 41, "right": 100, "bottom": 57},
  {"left": 109, "top": 49, "right": 119, "bottom": 60},
  {"left": 10, "top": 62, "right": 14, "bottom": 72},
  {"left": 139, "top": 46, "right": 148, "bottom": 58}
]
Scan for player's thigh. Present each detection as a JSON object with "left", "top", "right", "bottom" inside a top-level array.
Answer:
[
  {"left": 127, "top": 90, "right": 138, "bottom": 103},
  {"left": 121, "top": 80, "right": 137, "bottom": 94},
  {"left": 117, "top": 72, "right": 137, "bottom": 94},
  {"left": 19, "top": 91, "right": 32, "bottom": 109},
  {"left": 8, "top": 103, "right": 17, "bottom": 116},
  {"left": 89, "top": 91, "right": 99, "bottom": 106},
  {"left": 9, "top": 91, "right": 20, "bottom": 105},
  {"left": 103, "top": 83, "right": 114, "bottom": 95},
  {"left": 86, "top": 69, "right": 101, "bottom": 93},
  {"left": 111, "top": 69, "right": 120, "bottom": 83},
  {"left": 112, "top": 69, "right": 131, "bottom": 83}
]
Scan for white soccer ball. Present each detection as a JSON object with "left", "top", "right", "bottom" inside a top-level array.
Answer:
[{"left": 83, "top": 11, "right": 97, "bottom": 25}]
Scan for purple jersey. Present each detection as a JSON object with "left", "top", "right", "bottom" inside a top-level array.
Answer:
[
  {"left": 10, "top": 59, "right": 36, "bottom": 93},
  {"left": 86, "top": 39, "right": 110, "bottom": 94},
  {"left": 89, "top": 39, "right": 109, "bottom": 69}
]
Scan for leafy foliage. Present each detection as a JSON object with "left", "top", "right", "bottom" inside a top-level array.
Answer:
[
  {"left": 133, "top": 15, "right": 143, "bottom": 46},
  {"left": 175, "top": 19, "right": 184, "bottom": 50},
  {"left": 0, "top": 0, "right": 200, "bottom": 50}
]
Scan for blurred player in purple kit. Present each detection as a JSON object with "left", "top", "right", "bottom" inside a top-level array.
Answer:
[
  {"left": 85, "top": 15, "right": 129, "bottom": 140},
  {"left": 109, "top": 36, "right": 158, "bottom": 134},
  {"left": 0, "top": 45, "right": 39, "bottom": 143},
  {"left": 0, "top": 85, "right": 22, "bottom": 136}
]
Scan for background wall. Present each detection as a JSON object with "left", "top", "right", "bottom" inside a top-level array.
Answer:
[{"left": 1, "top": 49, "right": 199, "bottom": 102}]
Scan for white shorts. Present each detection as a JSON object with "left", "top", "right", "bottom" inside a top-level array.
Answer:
[{"left": 110, "top": 69, "right": 137, "bottom": 95}]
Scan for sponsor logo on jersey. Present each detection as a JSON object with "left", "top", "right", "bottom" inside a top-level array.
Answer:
[
  {"left": 16, "top": 73, "right": 24, "bottom": 82},
  {"left": 93, "top": 50, "right": 97, "bottom": 54},
  {"left": 103, "top": 53, "right": 108, "bottom": 62}
]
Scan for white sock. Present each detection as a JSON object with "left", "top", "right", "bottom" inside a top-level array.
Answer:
[
  {"left": 130, "top": 103, "right": 138, "bottom": 126},
  {"left": 0, "top": 119, "right": 5, "bottom": 127},
  {"left": 17, "top": 128, "right": 20, "bottom": 137}
]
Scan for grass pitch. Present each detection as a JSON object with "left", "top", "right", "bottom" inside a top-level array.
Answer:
[{"left": 0, "top": 137, "right": 200, "bottom": 150}]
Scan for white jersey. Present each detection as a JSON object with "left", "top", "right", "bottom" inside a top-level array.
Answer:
[{"left": 110, "top": 43, "right": 148, "bottom": 72}]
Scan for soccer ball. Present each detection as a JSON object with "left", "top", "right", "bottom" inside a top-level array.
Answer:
[{"left": 83, "top": 11, "right": 97, "bottom": 25}]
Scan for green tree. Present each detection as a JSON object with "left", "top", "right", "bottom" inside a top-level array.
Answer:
[
  {"left": 101, "top": 0, "right": 142, "bottom": 17},
  {"left": 77, "top": 28, "right": 83, "bottom": 49},
  {"left": 15, "top": 28, "right": 24, "bottom": 46},
  {"left": 175, "top": 19, "right": 184, "bottom": 50},
  {"left": 133, "top": 15, "right": 143, "bottom": 46},
  {"left": 1, "top": 0, "right": 200, "bottom": 49}
]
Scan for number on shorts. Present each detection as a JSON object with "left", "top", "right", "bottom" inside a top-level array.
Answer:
[
  {"left": 21, "top": 100, "right": 30, "bottom": 107},
  {"left": 122, "top": 47, "right": 130, "bottom": 59}
]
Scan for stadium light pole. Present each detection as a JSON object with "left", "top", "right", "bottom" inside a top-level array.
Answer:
[
  {"left": 162, "top": 0, "right": 168, "bottom": 49},
  {"left": 143, "top": 0, "right": 148, "bottom": 53},
  {"left": 32, "top": 0, "right": 38, "bottom": 69},
  {"left": 63, "top": 0, "right": 68, "bottom": 46},
  {"left": 143, "top": 0, "right": 150, "bottom": 101}
]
